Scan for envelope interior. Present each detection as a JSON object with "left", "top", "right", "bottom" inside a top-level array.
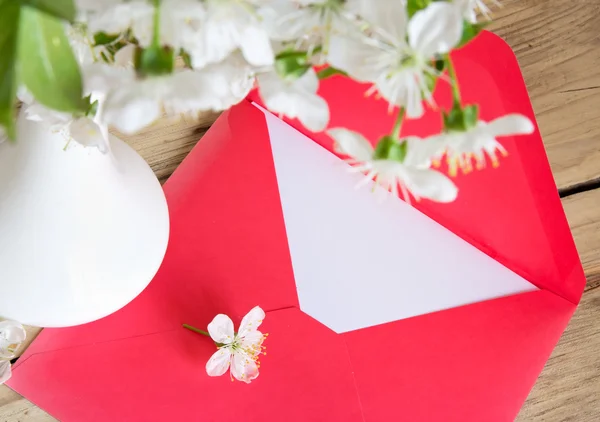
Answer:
[{"left": 257, "top": 104, "right": 537, "bottom": 334}]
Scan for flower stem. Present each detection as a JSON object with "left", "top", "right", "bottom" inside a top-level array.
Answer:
[
  {"left": 183, "top": 324, "right": 210, "bottom": 337},
  {"left": 152, "top": 0, "right": 161, "bottom": 47},
  {"left": 446, "top": 54, "right": 461, "bottom": 106},
  {"left": 392, "top": 107, "right": 405, "bottom": 140}
]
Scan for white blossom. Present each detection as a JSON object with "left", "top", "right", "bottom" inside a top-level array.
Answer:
[
  {"left": 205, "top": 306, "right": 268, "bottom": 383},
  {"left": 430, "top": 114, "right": 534, "bottom": 175},
  {"left": 85, "top": 53, "right": 255, "bottom": 134},
  {"left": 454, "top": 0, "right": 502, "bottom": 23},
  {"left": 328, "top": 2, "right": 463, "bottom": 118},
  {"left": 257, "top": 67, "right": 329, "bottom": 132},
  {"left": 0, "top": 320, "right": 25, "bottom": 359},
  {"left": 329, "top": 128, "right": 457, "bottom": 203},
  {"left": 264, "top": 0, "right": 356, "bottom": 57},
  {"left": 186, "top": 0, "right": 274, "bottom": 68}
]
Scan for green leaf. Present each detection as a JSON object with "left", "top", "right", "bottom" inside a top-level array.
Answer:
[
  {"left": 407, "top": 0, "right": 431, "bottom": 18},
  {"left": 274, "top": 51, "right": 311, "bottom": 81},
  {"left": 0, "top": 0, "right": 21, "bottom": 140},
  {"left": 19, "top": 0, "right": 76, "bottom": 22},
  {"left": 457, "top": 21, "right": 487, "bottom": 49},
  {"left": 18, "top": 7, "right": 87, "bottom": 113},
  {"left": 134, "top": 45, "right": 175, "bottom": 77},
  {"left": 93, "top": 31, "right": 121, "bottom": 46}
]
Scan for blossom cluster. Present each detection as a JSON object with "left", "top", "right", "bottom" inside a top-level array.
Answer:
[{"left": 12, "top": 0, "right": 533, "bottom": 203}]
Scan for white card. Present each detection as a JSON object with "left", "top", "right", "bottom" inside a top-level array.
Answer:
[{"left": 257, "top": 104, "right": 537, "bottom": 334}]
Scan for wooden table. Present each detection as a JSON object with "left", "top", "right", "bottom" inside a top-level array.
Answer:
[{"left": 1, "top": 0, "right": 599, "bottom": 420}]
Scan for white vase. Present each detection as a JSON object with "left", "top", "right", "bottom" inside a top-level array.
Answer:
[{"left": 0, "top": 114, "right": 169, "bottom": 327}]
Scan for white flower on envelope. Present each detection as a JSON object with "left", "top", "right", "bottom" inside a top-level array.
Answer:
[
  {"left": 206, "top": 306, "right": 268, "bottom": 383},
  {"left": 328, "top": 128, "right": 457, "bottom": 203}
]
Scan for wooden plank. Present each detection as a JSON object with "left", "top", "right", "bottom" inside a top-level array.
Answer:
[
  {"left": 518, "top": 286, "right": 600, "bottom": 421},
  {"left": 117, "top": 111, "right": 220, "bottom": 184},
  {"left": 563, "top": 189, "right": 600, "bottom": 291},
  {"left": 489, "top": 0, "right": 600, "bottom": 191},
  {"left": 515, "top": 188, "right": 600, "bottom": 421}
]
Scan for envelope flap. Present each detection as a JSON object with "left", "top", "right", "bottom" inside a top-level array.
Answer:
[
  {"left": 249, "top": 31, "right": 585, "bottom": 304},
  {"left": 343, "top": 289, "right": 577, "bottom": 421}
]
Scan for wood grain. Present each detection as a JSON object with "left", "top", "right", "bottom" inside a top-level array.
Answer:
[
  {"left": 489, "top": 0, "right": 600, "bottom": 191},
  {"left": 2, "top": 0, "right": 600, "bottom": 420},
  {"left": 563, "top": 189, "right": 600, "bottom": 292}
]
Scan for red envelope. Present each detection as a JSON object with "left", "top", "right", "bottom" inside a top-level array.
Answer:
[{"left": 8, "top": 32, "right": 585, "bottom": 421}]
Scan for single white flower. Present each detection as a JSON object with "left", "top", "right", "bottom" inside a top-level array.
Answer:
[
  {"left": 264, "top": 0, "right": 355, "bottom": 57},
  {"left": 431, "top": 114, "right": 534, "bottom": 176},
  {"left": 328, "top": 128, "right": 458, "bottom": 203},
  {"left": 0, "top": 360, "right": 12, "bottom": 385},
  {"left": 328, "top": 2, "right": 463, "bottom": 118},
  {"left": 85, "top": 51, "right": 254, "bottom": 134},
  {"left": 187, "top": 0, "right": 274, "bottom": 68},
  {"left": 257, "top": 67, "right": 329, "bottom": 132},
  {"left": 22, "top": 101, "right": 110, "bottom": 152},
  {"left": 0, "top": 320, "right": 26, "bottom": 359},
  {"left": 205, "top": 306, "right": 268, "bottom": 383},
  {"left": 454, "top": 0, "right": 501, "bottom": 23}
]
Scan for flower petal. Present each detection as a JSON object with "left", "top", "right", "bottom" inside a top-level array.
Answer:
[
  {"left": 346, "top": 0, "right": 408, "bottom": 43},
  {"left": 88, "top": 2, "right": 153, "bottom": 37},
  {"left": 404, "top": 135, "right": 448, "bottom": 167},
  {"left": 113, "top": 44, "right": 136, "bottom": 68},
  {"left": 297, "top": 93, "right": 330, "bottom": 132},
  {"left": 240, "top": 330, "right": 266, "bottom": 350},
  {"left": 485, "top": 114, "right": 535, "bottom": 138},
  {"left": 257, "top": 69, "right": 330, "bottom": 132},
  {"left": 68, "top": 118, "right": 109, "bottom": 151},
  {"left": 328, "top": 35, "right": 389, "bottom": 82},
  {"left": 238, "top": 306, "right": 266, "bottom": 337},
  {"left": 328, "top": 128, "right": 374, "bottom": 162},
  {"left": 207, "top": 314, "right": 235, "bottom": 344},
  {"left": 231, "top": 351, "right": 260, "bottom": 383},
  {"left": 375, "top": 70, "right": 425, "bottom": 118},
  {"left": 240, "top": 26, "right": 275, "bottom": 66},
  {"left": 0, "top": 360, "right": 12, "bottom": 385},
  {"left": 104, "top": 94, "right": 161, "bottom": 134},
  {"left": 0, "top": 320, "right": 26, "bottom": 359},
  {"left": 205, "top": 348, "right": 232, "bottom": 377},
  {"left": 408, "top": 2, "right": 463, "bottom": 57},
  {"left": 402, "top": 168, "right": 459, "bottom": 203}
]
